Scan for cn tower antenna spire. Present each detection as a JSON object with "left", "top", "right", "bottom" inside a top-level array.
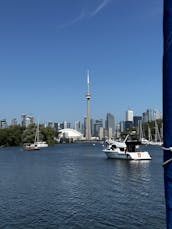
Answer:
[
  {"left": 87, "top": 69, "right": 90, "bottom": 95},
  {"left": 87, "top": 69, "right": 89, "bottom": 83}
]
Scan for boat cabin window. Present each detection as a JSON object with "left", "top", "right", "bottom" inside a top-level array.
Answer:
[
  {"left": 111, "top": 145, "right": 116, "bottom": 150},
  {"left": 119, "top": 147, "right": 125, "bottom": 151},
  {"left": 127, "top": 144, "right": 136, "bottom": 152}
]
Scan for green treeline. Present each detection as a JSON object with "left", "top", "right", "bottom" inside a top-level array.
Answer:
[{"left": 0, "top": 124, "right": 58, "bottom": 147}]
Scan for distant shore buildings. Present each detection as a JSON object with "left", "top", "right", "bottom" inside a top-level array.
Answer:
[
  {"left": 0, "top": 75, "right": 162, "bottom": 142},
  {"left": 0, "top": 107, "right": 162, "bottom": 142}
]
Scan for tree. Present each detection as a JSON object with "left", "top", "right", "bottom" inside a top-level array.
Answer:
[
  {"left": 41, "top": 127, "right": 57, "bottom": 145},
  {"left": 0, "top": 125, "right": 23, "bottom": 146},
  {"left": 0, "top": 124, "right": 58, "bottom": 147}
]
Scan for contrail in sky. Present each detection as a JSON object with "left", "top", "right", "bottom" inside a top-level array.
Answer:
[
  {"left": 90, "top": 0, "right": 111, "bottom": 17},
  {"left": 57, "top": 0, "right": 111, "bottom": 29},
  {"left": 56, "top": 11, "right": 85, "bottom": 29}
]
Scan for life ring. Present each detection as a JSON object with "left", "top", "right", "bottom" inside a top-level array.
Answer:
[{"left": 137, "top": 152, "right": 141, "bottom": 158}]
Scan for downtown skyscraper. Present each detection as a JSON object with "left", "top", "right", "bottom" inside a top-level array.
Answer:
[{"left": 105, "top": 113, "right": 115, "bottom": 138}]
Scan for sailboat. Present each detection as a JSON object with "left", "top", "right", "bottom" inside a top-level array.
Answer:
[
  {"left": 34, "top": 121, "right": 48, "bottom": 148},
  {"left": 138, "top": 121, "right": 149, "bottom": 145},
  {"left": 24, "top": 142, "right": 40, "bottom": 151},
  {"left": 24, "top": 122, "right": 48, "bottom": 150},
  {"left": 148, "top": 125, "right": 152, "bottom": 143},
  {"left": 149, "top": 120, "right": 163, "bottom": 146}
]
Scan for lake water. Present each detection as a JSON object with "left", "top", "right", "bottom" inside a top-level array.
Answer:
[{"left": 0, "top": 143, "right": 166, "bottom": 228}]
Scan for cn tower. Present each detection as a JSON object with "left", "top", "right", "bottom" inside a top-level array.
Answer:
[{"left": 85, "top": 70, "right": 91, "bottom": 140}]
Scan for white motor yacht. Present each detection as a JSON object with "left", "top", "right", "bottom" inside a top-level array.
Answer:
[{"left": 103, "top": 135, "right": 151, "bottom": 160}]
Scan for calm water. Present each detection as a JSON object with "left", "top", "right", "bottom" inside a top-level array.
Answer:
[{"left": 0, "top": 143, "right": 165, "bottom": 229}]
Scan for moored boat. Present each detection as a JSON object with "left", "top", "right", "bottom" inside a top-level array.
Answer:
[
  {"left": 103, "top": 135, "right": 151, "bottom": 160},
  {"left": 35, "top": 141, "right": 48, "bottom": 148},
  {"left": 24, "top": 143, "right": 40, "bottom": 151},
  {"left": 23, "top": 121, "right": 48, "bottom": 150},
  {"left": 34, "top": 121, "right": 48, "bottom": 148}
]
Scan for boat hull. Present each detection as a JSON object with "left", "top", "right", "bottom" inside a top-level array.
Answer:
[
  {"left": 103, "top": 150, "right": 151, "bottom": 160},
  {"left": 24, "top": 143, "right": 40, "bottom": 151},
  {"left": 35, "top": 142, "right": 48, "bottom": 148}
]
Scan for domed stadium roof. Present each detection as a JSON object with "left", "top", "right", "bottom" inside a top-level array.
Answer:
[{"left": 58, "top": 128, "right": 83, "bottom": 139}]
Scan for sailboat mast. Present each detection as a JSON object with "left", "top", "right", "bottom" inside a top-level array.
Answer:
[
  {"left": 34, "top": 120, "right": 39, "bottom": 143},
  {"left": 37, "top": 120, "right": 39, "bottom": 142},
  {"left": 163, "top": 0, "right": 172, "bottom": 227},
  {"left": 155, "top": 121, "right": 158, "bottom": 142}
]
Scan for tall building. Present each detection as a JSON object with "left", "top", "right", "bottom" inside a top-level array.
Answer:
[
  {"left": 105, "top": 113, "right": 115, "bottom": 138},
  {"left": 59, "top": 121, "right": 71, "bottom": 129},
  {"left": 142, "top": 111, "right": 148, "bottom": 123},
  {"left": 63, "top": 121, "right": 68, "bottom": 129},
  {"left": 126, "top": 110, "right": 134, "bottom": 122},
  {"left": 11, "top": 118, "right": 17, "bottom": 126},
  {"left": 75, "top": 121, "right": 81, "bottom": 132},
  {"left": 142, "top": 109, "right": 153, "bottom": 123},
  {"left": 153, "top": 109, "right": 162, "bottom": 120},
  {"left": 98, "top": 127, "right": 104, "bottom": 140},
  {"left": 90, "top": 118, "right": 94, "bottom": 137},
  {"left": 142, "top": 109, "right": 162, "bottom": 123},
  {"left": 133, "top": 116, "right": 142, "bottom": 127},
  {"left": 115, "top": 123, "right": 121, "bottom": 138},
  {"left": 21, "top": 114, "right": 34, "bottom": 127},
  {"left": 48, "top": 122, "right": 54, "bottom": 128},
  {"left": 125, "top": 121, "right": 133, "bottom": 130},
  {"left": 120, "top": 121, "right": 125, "bottom": 132},
  {"left": 85, "top": 70, "right": 91, "bottom": 140},
  {"left": 94, "top": 119, "right": 103, "bottom": 137},
  {"left": 54, "top": 122, "right": 59, "bottom": 132},
  {"left": 0, "top": 119, "right": 7, "bottom": 128}
]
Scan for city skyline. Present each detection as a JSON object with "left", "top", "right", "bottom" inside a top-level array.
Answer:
[
  {"left": 0, "top": 1, "right": 162, "bottom": 123},
  {"left": 0, "top": 108, "right": 162, "bottom": 142},
  {"left": 0, "top": 108, "right": 162, "bottom": 129}
]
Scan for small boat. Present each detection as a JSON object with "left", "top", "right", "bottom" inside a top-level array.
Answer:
[
  {"left": 103, "top": 135, "right": 151, "bottom": 160},
  {"left": 34, "top": 121, "right": 48, "bottom": 148},
  {"left": 24, "top": 143, "right": 40, "bottom": 151},
  {"left": 149, "top": 121, "right": 163, "bottom": 146},
  {"left": 141, "top": 137, "right": 149, "bottom": 145},
  {"left": 23, "top": 121, "right": 48, "bottom": 150},
  {"left": 35, "top": 141, "right": 48, "bottom": 148}
]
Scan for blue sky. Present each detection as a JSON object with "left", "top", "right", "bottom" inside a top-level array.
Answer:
[{"left": 0, "top": 0, "right": 163, "bottom": 124}]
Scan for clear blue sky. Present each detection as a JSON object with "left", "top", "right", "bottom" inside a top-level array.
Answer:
[{"left": 0, "top": 0, "right": 163, "bottom": 124}]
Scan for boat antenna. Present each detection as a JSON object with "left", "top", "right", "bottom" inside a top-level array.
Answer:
[{"left": 123, "top": 134, "right": 129, "bottom": 143}]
